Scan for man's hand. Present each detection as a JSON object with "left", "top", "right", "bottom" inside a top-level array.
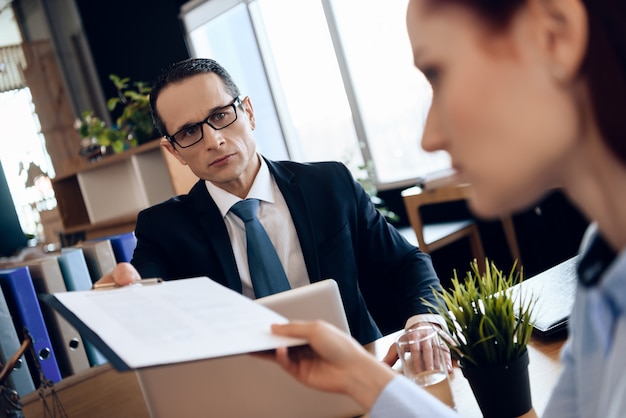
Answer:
[
  {"left": 95, "top": 262, "right": 141, "bottom": 287},
  {"left": 381, "top": 322, "right": 453, "bottom": 373}
]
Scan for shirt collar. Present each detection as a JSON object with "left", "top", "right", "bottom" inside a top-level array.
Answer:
[
  {"left": 578, "top": 223, "right": 618, "bottom": 287},
  {"left": 204, "top": 154, "right": 275, "bottom": 218}
]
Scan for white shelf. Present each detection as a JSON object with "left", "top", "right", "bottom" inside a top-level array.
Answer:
[{"left": 77, "top": 148, "right": 175, "bottom": 224}]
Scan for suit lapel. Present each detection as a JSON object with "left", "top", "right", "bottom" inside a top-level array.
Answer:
[
  {"left": 266, "top": 159, "right": 321, "bottom": 283},
  {"left": 188, "top": 181, "right": 243, "bottom": 293}
]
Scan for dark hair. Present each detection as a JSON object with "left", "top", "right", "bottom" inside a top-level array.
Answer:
[
  {"left": 149, "top": 58, "right": 241, "bottom": 137},
  {"left": 436, "top": 0, "right": 626, "bottom": 165},
  {"left": 582, "top": 2, "right": 626, "bottom": 165}
]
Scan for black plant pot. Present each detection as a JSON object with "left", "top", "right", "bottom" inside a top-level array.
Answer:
[{"left": 461, "top": 350, "right": 532, "bottom": 418}]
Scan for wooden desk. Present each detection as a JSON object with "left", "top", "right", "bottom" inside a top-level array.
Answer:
[
  {"left": 365, "top": 329, "right": 567, "bottom": 418},
  {"left": 21, "top": 365, "right": 150, "bottom": 418},
  {"left": 22, "top": 330, "right": 565, "bottom": 418}
]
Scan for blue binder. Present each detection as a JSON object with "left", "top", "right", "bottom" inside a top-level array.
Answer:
[
  {"left": 0, "top": 267, "right": 62, "bottom": 384},
  {"left": 57, "top": 248, "right": 93, "bottom": 291},
  {"left": 57, "top": 248, "right": 109, "bottom": 367},
  {"left": 95, "top": 232, "right": 137, "bottom": 263},
  {"left": 0, "top": 285, "right": 36, "bottom": 396}
]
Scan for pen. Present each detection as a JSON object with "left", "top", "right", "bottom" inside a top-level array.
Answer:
[{"left": 92, "top": 277, "right": 163, "bottom": 290}]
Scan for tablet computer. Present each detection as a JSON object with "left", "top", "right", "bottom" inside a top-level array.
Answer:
[{"left": 136, "top": 279, "right": 364, "bottom": 418}]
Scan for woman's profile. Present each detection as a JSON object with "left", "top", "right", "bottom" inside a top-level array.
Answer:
[{"left": 268, "top": 1, "right": 626, "bottom": 417}]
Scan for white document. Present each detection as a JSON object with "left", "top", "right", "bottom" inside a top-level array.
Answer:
[{"left": 51, "top": 277, "right": 306, "bottom": 369}]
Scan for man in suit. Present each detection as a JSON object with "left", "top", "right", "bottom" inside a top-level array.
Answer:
[{"left": 102, "top": 58, "right": 445, "bottom": 352}]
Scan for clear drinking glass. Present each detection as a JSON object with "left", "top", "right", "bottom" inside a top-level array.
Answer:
[{"left": 395, "top": 325, "right": 456, "bottom": 410}]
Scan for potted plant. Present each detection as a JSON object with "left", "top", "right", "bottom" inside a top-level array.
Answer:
[
  {"left": 355, "top": 160, "right": 400, "bottom": 224},
  {"left": 426, "top": 258, "right": 536, "bottom": 418},
  {"left": 75, "top": 74, "right": 155, "bottom": 158},
  {"left": 75, "top": 110, "right": 131, "bottom": 158},
  {"left": 107, "top": 74, "right": 154, "bottom": 144}
]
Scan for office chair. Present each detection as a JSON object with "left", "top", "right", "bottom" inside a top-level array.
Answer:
[{"left": 401, "top": 183, "right": 486, "bottom": 273}]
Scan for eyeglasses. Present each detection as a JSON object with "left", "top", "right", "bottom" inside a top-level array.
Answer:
[{"left": 166, "top": 96, "right": 242, "bottom": 148}]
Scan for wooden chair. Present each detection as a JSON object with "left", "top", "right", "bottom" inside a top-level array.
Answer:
[
  {"left": 401, "top": 184, "right": 486, "bottom": 273},
  {"left": 500, "top": 214, "right": 522, "bottom": 268}
]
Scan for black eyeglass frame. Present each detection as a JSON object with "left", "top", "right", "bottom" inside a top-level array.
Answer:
[{"left": 165, "top": 96, "right": 242, "bottom": 148}]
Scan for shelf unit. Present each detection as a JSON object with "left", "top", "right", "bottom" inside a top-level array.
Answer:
[{"left": 52, "top": 141, "right": 197, "bottom": 240}]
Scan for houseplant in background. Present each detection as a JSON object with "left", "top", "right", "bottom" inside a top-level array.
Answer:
[
  {"left": 356, "top": 160, "right": 400, "bottom": 224},
  {"left": 426, "top": 258, "right": 536, "bottom": 418},
  {"left": 75, "top": 74, "right": 154, "bottom": 159},
  {"left": 106, "top": 74, "right": 154, "bottom": 144},
  {"left": 75, "top": 110, "right": 130, "bottom": 159}
]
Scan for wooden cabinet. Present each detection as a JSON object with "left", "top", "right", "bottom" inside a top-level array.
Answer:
[
  {"left": 52, "top": 141, "right": 198, "bottom": 240},
  {"left": 21, "top": 364, "right": 150, "bottom": 418}
]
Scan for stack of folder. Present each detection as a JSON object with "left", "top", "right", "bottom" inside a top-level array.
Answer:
[
  {"left": 0, "top": 236, "right": 121, "bottom": 395},
  {"left": 0, "top": 280, "right": 36, "bottom": 396},
  {"left": 94, "top": 232, "right": 137, "bottom": 263},
  {"left": 0, "top": 267, "right": 63, "bottom": 389}
]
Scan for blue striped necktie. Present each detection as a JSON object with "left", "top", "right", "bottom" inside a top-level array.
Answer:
[{"left": 230, "top": 199, "right": 291, "bottom": 298}]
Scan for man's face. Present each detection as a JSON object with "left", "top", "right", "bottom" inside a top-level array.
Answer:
[{"left": 158, "top": 73, "right": 260, "bottom": 198}]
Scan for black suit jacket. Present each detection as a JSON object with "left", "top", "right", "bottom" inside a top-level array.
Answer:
[{"left": 132, "top": 158, "right": 442, "bottom": 344}]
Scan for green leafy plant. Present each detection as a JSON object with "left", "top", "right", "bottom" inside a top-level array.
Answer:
[
  {"left": 425, "top": 258, "right": 536, "bottom": 367},
  {"left": 107, "top": 74, "right": 154, "bottom": 143},
  {"left": 356, "top": 160, "right": 400, "bottom": 224},
  {"left": 75, "top": 74, "right": 154, "bottom": 155},
  {"left": 76, "top": 110, "right": 130, "bottom": 153}
]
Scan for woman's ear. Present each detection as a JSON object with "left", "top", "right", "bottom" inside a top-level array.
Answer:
[{"left": 532, "top": 0, "right": 588, "bottom": 82}]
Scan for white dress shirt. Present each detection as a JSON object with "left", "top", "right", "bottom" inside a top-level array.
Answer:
[
  {"left": 206, "top": 154, "right": 444, "bottom": 331},
  {"left": 205, "top": 155, "right": 310, "bottom": 298}
]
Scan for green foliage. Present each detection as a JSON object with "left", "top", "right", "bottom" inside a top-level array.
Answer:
[
  {"left": 424, "top": 258, "right": 536, "bottom": 368},
  {"left": 356, "top": 160, "right": 400, "bottom": 224},
  {"left": 75, "top": 74, "right": 154, "bottom": 154},
  {"left": 76, "top": 110, "right": 130, "bottom": 153},
  {"left": 107, "top": 74, "right": 154, "bottom": 143}
]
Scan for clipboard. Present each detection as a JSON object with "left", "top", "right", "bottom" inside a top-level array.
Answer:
[
  {"left": 136, "top": 279, "right": 365, "bottom": 418},
  {"left": 40, "top": 277, "right": 306, "bottom": 371}
]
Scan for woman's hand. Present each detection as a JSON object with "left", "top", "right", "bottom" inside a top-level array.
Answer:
[{"left": 270, "top": 320, "right": 396, "bottom": 410}]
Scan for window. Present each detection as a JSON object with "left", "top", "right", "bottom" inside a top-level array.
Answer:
[
  {"left": 1, "top": 8, "right": 56, "bottom": 240},
  {"left": 0, "top": 87, "right": 56, "bottom": 238},
  {"left": 181, "top": 0, "right": 450, "bottom": 189}
]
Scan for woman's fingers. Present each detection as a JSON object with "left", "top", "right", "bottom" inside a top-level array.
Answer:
[{"left": 381, "top": 343, "right": 399, "bottom": 367}]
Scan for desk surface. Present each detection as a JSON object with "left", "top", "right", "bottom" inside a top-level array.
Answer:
[
  {"left": 23, "top": 329, "right": 566, "bottom": 418},
  {"left": 365, "top": 329, "right": 567, "bottom": 418}
]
